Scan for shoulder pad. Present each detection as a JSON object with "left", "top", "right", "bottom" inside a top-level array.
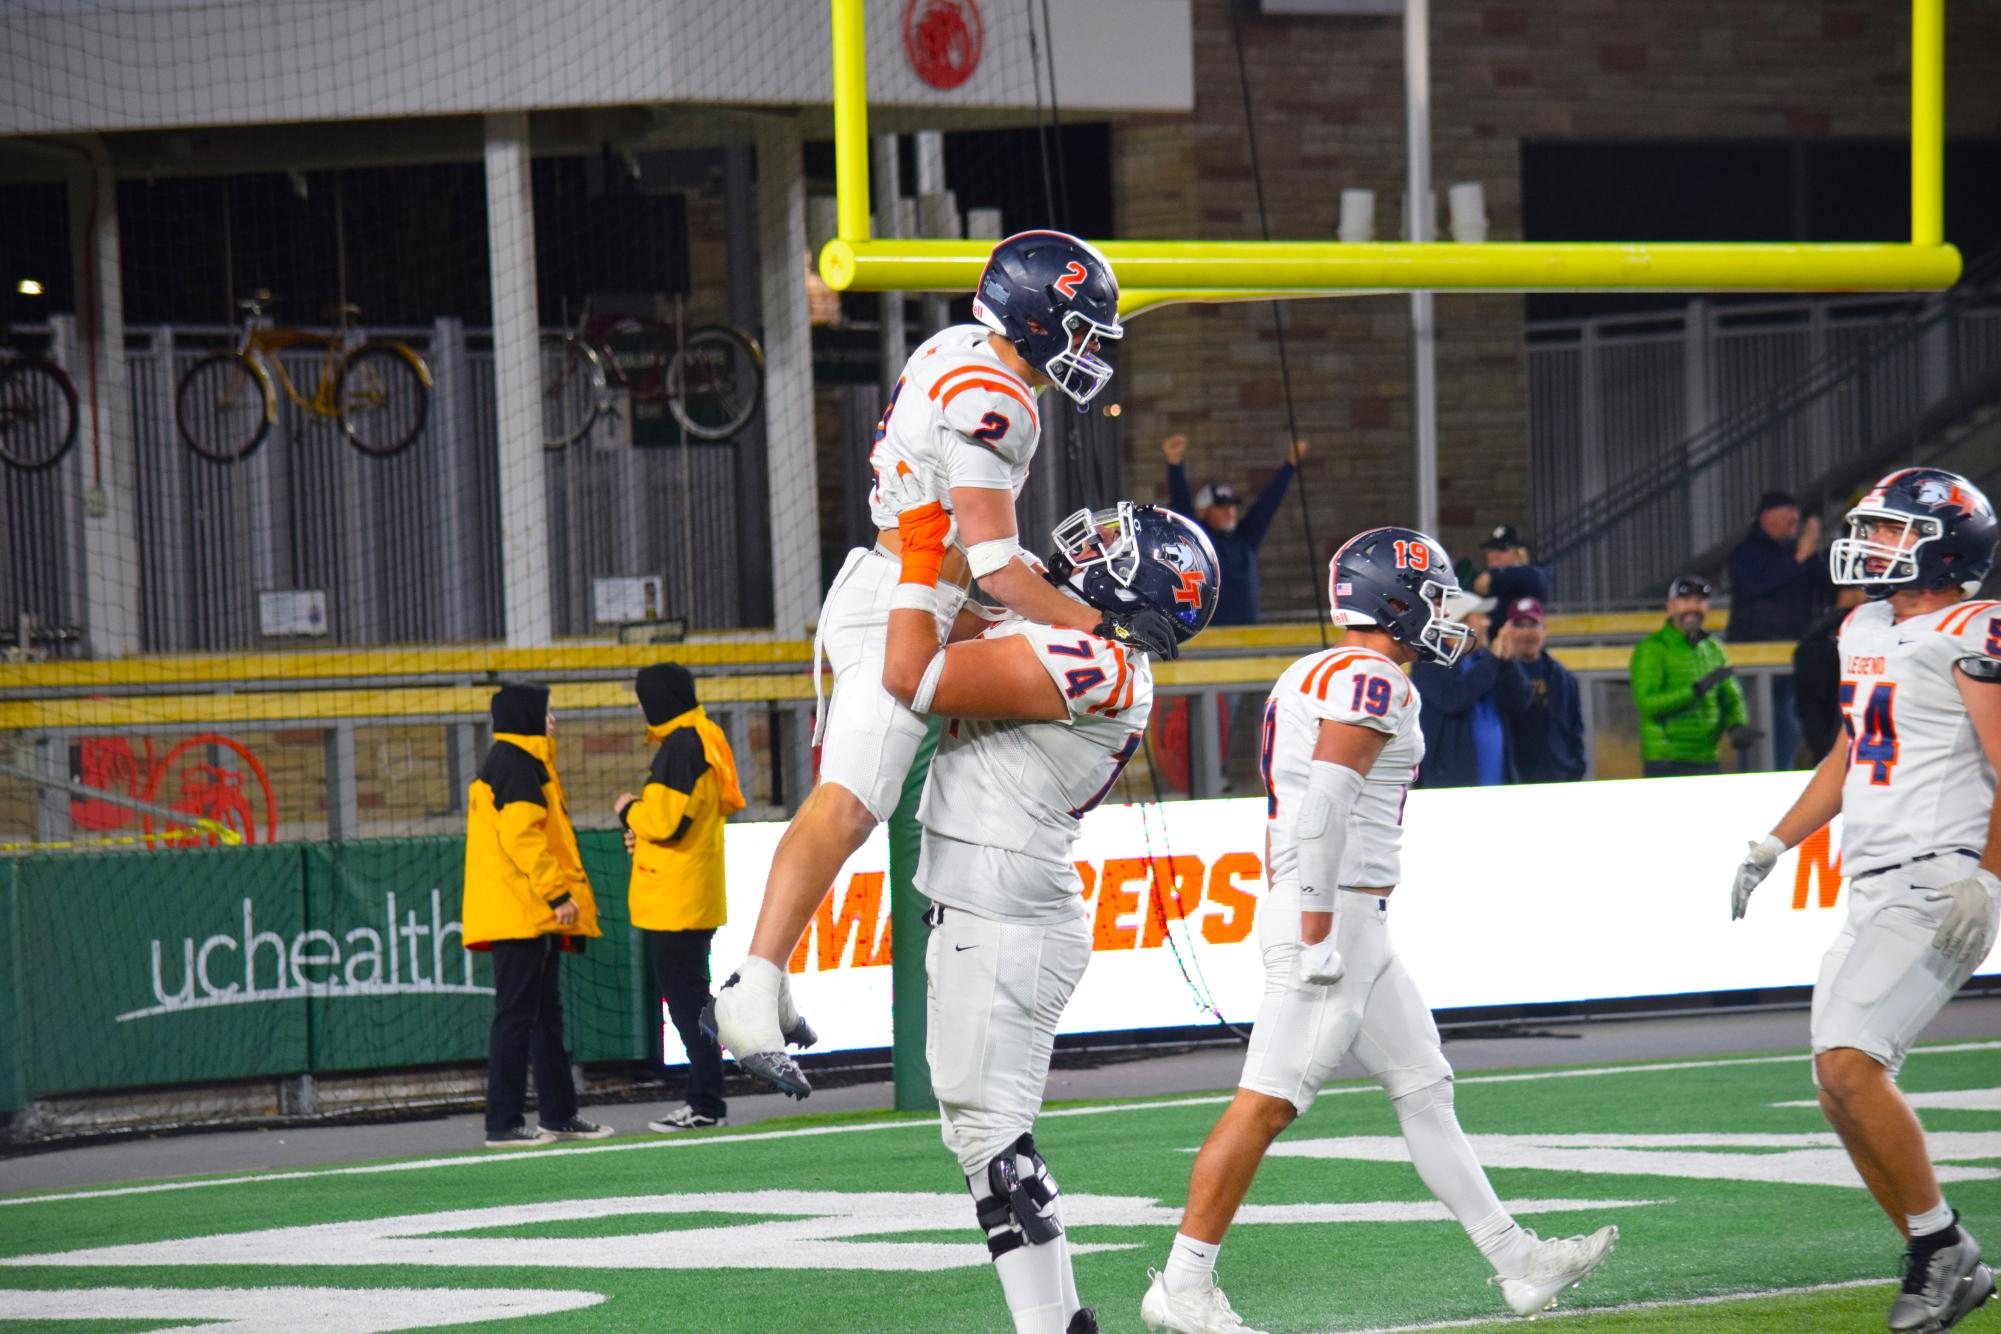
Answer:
[
  {"left": 1295, "top": 649, "right": 1413, "bottom": 735},
  {"left": 1012, "top": 624, "right": 1142, "bottom": 721},
  {"left": 931, "top": 364, "right": 1040, "bottom": 463}
]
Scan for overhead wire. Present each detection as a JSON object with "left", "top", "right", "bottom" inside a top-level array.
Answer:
[{"left": 1225, "top": 2, "right": 1332, "bottom": 647}]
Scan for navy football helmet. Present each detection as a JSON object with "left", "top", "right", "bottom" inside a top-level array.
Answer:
[
  {"left": 970, "top": 230, "right": 1122, "bottom": 408},
  {"left": 1328, "top": 527, "right": 1477, "bottom": 665},
  {"left": 1830, "top": 467, "right": 1997, "bottom": 597},
  {"left": 1047, "top": 502, "right": 1219, "bottom": 657}
]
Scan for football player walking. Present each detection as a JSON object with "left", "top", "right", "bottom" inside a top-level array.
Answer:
[
  {"left": 706, "top": 232, "right": 1148, "bottom": 1097},
  {"left": 1141, "top": 529, "right": 1618, "bottom": 1334},
  {"left": 1731, "top": 468, "right": 2000, "bottom": 1333},
  {"left": 879, "top": 467, "right": 1219, "bottom": 1333}
]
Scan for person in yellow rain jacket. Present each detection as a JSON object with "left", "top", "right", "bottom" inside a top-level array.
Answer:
[
  {"left": 463, "top": 682, "right": 611, "bottom": 1148},
  {"left": 615, "top": 663, "right": 748, "bottom": 1131}
]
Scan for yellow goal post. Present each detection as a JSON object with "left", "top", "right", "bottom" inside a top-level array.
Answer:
[{"left": 818, "top": 0, "right": 1959, "bottom": 317}]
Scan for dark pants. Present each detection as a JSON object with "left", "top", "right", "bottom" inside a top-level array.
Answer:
[
  {"left": 1643, "top": 759, "right": 1719, "bottom": 778},
  {"left": 644, "top": 927, "right": 726, "bottom": 1119},
  {"left": 485, "top": 936, "right": 578, "bottom": 1136}
]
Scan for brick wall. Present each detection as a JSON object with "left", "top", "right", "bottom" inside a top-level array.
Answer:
[{"left": 1114, "top": 0, "right": 2001, "bottom": 616}]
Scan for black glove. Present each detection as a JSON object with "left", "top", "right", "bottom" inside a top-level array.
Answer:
[
  {"left": 1693, "top": 665, "right": 1734, "bottom": 697},
  {"left": 1094, "top": 608, "right": 1182, "bottom": 661},
  {"left": 1729, "top": 724, "right": 1765, "bottom": 751}
]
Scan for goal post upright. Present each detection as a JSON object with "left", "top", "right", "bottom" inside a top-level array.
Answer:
[{"left": 819, "top": 0, "right": 1959, "bottom": 303}]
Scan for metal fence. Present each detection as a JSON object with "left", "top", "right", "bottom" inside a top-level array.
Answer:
[
  {"left": 1529, "top": 281, "right": 2001, "bottom": 606},
  {"left": 2, "top": 318, "right": 773, "bottom": 653}
]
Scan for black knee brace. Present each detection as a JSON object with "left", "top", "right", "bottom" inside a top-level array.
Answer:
[{"left": 972, "top": 1132, "right": 1064, "bottom": 1259}]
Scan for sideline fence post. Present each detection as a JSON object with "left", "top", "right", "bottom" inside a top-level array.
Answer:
[{"left": 887, "top": 717, "right": 939, "bottom": 1112}]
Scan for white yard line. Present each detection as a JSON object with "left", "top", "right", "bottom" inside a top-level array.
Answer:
[
  {"left": 7, "top": 1039, "right": 1997, "bottom": 1210},
  {"left": 1336, "top": 1276, "right": 1887, "bottom": 1332}
]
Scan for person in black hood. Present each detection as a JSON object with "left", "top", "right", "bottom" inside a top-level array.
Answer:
[{"left": 1727, "top": 490, "right": 1830, "bottom": 769}]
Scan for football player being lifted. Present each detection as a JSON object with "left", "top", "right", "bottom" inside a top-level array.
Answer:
[
  {"left": 878, "top": 465, "right": 1219, "bottom": 1334},
  {"left": 1731, "top": 468, "right": 2000, "bottom": 1334},
  {"left": 1142, "top": 529, "right": 1617, "bottom": 1334},
  {"left": 706, "top": 232, "right": 1154, "bottom": 1096}
]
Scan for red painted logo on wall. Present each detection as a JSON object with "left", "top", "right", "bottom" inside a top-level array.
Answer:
[
  {"left": 904, "top": 0, "right": 984, "bottom": 90},
  {"left": 70, "top": 734, "right": 279, "bottom": 847}
]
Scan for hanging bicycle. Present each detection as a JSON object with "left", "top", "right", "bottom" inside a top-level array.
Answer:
[
  {"left": 0, "top": 329, "right": 81, "bottom": 473},
  {"left": 174, "top": 291, "right": 432, "bottom": 463},
  {"left": 540, "top": 299, "right": 764, "bottom": 448}
]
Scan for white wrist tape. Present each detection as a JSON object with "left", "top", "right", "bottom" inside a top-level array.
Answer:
[
  {"left": 911, "top": 651, "right": 949, "bottom": 715},
  {"left": 966, "top": 536, "right": 1024, "bottom": 579},
  {"left": 1753, "top": 834, "right": 1786, "bottom": 863},
  {"left": 1296, "top": 760, "right": 1365, "bottom": 910},
  {"left": 890, "top": 584, "right": 940, "bottom": 615}
]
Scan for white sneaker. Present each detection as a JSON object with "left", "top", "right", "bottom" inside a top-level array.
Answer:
[
  {"left": 1140, "top": 1267, "right": 1268, "bottom": 1334},
  {"left": 1493, "top": 1225, "right": 1618, "bottom": 1317}
]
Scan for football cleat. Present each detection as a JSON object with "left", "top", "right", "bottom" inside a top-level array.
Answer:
[
  {"left": 778, "top": 971, "right": 819, "bottom": 1051},
  {"left": 703, "top": 979, "right": 812, "bottom": 1099},
  {"left": 1492, "top": 1225, "right": 1618, "bottom": 1317},
  {"left": 1889, "top": 1218, "right": 1996, "bottom": 1332},
  {"left": 1065, "top": 1308, "right": 1099, "bottom": 1333},
  {"left": 1140, "top": 1267, "right": 1268, "bottom": 1334}
]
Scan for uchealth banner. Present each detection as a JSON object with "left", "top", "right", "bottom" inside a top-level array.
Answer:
[{"left": 666, "top": 771, "right": 2000, "bottom": 1064}]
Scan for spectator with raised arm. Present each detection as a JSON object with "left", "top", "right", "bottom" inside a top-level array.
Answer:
[{"left": 1163, "top": 432, "right": 1306, "bottom": 626}]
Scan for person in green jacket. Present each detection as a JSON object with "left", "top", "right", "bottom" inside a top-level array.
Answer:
[{"left": 1629, "top": 575, "right": 1761, "bottom": 776}]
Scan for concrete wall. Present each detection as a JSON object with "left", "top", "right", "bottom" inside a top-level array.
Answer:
[
  {"left": 1114, "top": 0, "right": 2001, "bottom": 617},
  {"left": 0, "top": 0, "right": 1192, "bottom": 135}
]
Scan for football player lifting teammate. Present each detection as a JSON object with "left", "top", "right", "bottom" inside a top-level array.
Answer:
[
  {"left": 1141, "top": 528, "right": 1618, "bottom": 1334},
  {"left": 704, "top": 232, "right": 1154, "bottom": 1098},
  {"left": 878, "top": 464, "right": 1218, "bottom": 1334},
  {"left": 1732, "top": 467, "right": 2000, "bottom": 1334}
]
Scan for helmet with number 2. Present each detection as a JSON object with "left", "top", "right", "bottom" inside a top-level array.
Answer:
[
  {"left": 970, "top": 230, "right": 1123, "bottom": 409},
  {"left": 1048, "top": 502, "right": 1220, "bottom": 654},
  {"left": 1329, "top": 527, "right": 1477, "bottom": 666},
  {"left": 1830, "top": 467, "right": 1997, "bottom": 598}
]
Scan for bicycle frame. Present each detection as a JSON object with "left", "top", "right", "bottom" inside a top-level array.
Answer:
[{"left": 237, "top": 323, "right": 349, "bottom": 418}]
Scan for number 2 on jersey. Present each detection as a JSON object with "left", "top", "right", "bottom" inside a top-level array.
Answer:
[{"left": 1839, "top": 679, "right": 1899, "bottom": 785}]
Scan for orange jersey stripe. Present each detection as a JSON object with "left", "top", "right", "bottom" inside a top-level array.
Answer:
[
  {"left": 1089, "top": 644, "right": 1130, "bottom": 716},
  {"left": 1941, "top": 600, "right": 1999, "bottom": 634},
  {"left": 939, "top": 377, "right": 1039, "bottom": 426},
  {"left": 929, "top": 361, "right": 1034, "bottom": 403}
]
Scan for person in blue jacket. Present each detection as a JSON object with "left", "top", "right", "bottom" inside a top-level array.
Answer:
[
  {"left": 1497, "top": 598, "right": 1587, "bottom": 782},
  {"left": 1164, "top": 433, "right": 1306, "bottom": 626},
  {"left": 1412, "top": 610, "right": 1534, "bottom": 787}
]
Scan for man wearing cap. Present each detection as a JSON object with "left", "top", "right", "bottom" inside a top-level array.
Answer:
[
  {"left": 1727, "top": 491, "right": 1828, "bottom": 768},
  {"left": 1499, "top": 598, "right": 1587, "bottom": 783},
  {"left": 463, "top": 683, "right": 611, "bottom": 1148},
  {"left": 1630, "top": 577, "right": 1759, "bottom": 778},
  {"left": 1471, "top": 526, "right": 1551, "bottom": 613},
  {"left": 615, "top": 663, "right": 748, "bottom": 1131},
  {"left": 1164, "top": 433, "right": 1306, "bottom": 626},
  {"left": 1412, "top": 610, "right": 1533, "bottom": 788}
]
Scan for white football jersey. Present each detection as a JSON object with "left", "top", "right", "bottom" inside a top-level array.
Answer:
[
  {"left": 917, "top": 618, "right": 1152, "bottom": 924},
  {"left": 867, "top": 325, "right": 1043, "bottom": 532},
  {"left": 1261, "top": 645, "right": 1424, "bottom": 891},
  {"left": 1836, "top": 597, "right": 2001, "bottom": 878}
]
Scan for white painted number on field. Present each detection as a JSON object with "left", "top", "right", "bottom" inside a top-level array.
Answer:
[
  {"left": 0, "top": 1285, "right": 601, "bottom": 1332},
  {"left": 1269, "top": 1130, "right": 2001, "bottom": 1188},
  {"left": 0, "top": 1190, "right": 1654, "bottom": 1274}
]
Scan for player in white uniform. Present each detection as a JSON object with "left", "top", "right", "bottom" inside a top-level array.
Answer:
[
  {"left": 877, "top": 470, "right": 1220, "bottom": 1334},
  {"left": 705, "top": 232, "right": 1133, "bottom": 1096},
  {"left": 1730, "top": 467, "right": 2000, "bottom": 1333},
  {"left": 1142, "top": 528, "right": 1618, "bottom": 1334}
]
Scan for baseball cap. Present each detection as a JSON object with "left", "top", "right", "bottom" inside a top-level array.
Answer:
[
  {"left": 1193, "top": 482, "right": 1240, "bottom": 510},
  {"left": 1668, "top": 574, "right": 1713, "bottom": 599},
  {"left": 1480, "top": 524, "right": 1520, "bottom": 551},
  {"left": 1505, "top": 596, "right": 1545, "bottom": 625}
]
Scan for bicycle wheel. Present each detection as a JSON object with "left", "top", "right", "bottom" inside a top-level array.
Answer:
[
  {"left": 0, "top": 358, "right": 80, "bottom": 472},
  {"left": 176, "top": 352, "right": 274, "bottom": 463},
  {"left": 669, "top": 326, "right": 766, "bottom": 441},
  {"left": 541, "top": 334, "right": 609, "bottom": 448},
  {"left": 337, "top": 343, "right": 430, "bottom": 457}
]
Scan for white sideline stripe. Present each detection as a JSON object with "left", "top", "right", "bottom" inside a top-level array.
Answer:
[
  {"left": 1335, "top": 1276, "right": 1886, "bottom": 1333},
  {"left": 7, "top": 1039, "right": 1998, "bottom": 1210}
]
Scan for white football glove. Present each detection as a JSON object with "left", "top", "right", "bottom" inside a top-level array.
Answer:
[
  {"left": 1299, "top": 935, "right": 1345, "bottom": 986},
  {"left": 1925, "top": 869, "right": 2000, "bottom": 965},
  {"left": 1731, "top": 835, "right": 1785, "bottom": 921},
  {"left": 875, "top": 462, "right": 957, "bottom": 541}
]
